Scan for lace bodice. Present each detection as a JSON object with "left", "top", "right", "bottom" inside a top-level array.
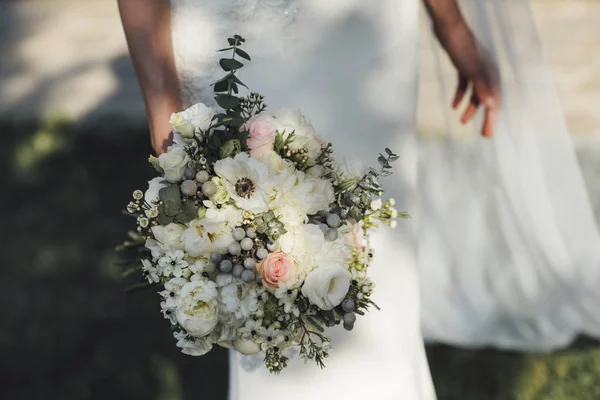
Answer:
[{"left": 170, "top": 0, "right": 300, "bottom": 107}]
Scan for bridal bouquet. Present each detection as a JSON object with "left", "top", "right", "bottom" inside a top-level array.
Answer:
[{"left": 119, "top": 35, "right": 403, "bottom": 373}]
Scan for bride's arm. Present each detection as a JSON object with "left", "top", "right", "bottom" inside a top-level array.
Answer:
[
  {"left": 117, "top": 0, "right": 181, "bottom": 154},
  {"left": 423, "top": 0, "right": 500, "bottom": 137}
]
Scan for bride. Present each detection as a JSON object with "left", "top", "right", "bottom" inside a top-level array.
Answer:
[{"left": 118, "top": 0, "right": 600, "bottom": 398}]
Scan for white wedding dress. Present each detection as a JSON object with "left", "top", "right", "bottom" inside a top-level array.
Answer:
[
  {"left": 169, "top": 0, "right": 600, "bottom": 398},
  {"left": 170, "top": 0, "right": 436, "bottom": 399}
]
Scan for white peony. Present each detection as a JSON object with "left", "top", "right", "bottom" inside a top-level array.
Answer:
[
  {"left": 295, "top": 174, "right": 335, "bottom": 216},
  {"left": 158, "top": 147, "right": 190, "bottom": 183},
  {"left": 151, "top": 223, "right": 184, "bottom": 249},
  {"left": 181, "top": 221, "right": 234, "bottom": 257},
  {"left": 176, "top": 280, "right": 219, "bottom": 337},
  {"left": 170, "top": 102, "right": 215, "bottom": 138},
  {"left": 301, "top": 263, "right": 351, "bottom": 310},
  {"left": 144, "top": 177, "right": 168, "bottom": 204},
  {"left": 213, "top": 152, "right": 270, "bottom": 213}
]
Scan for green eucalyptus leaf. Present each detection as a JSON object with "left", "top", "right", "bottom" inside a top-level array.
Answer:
[
  {"left": 215, "top": 94, "right": 241, "bottom": 110},
  {"left": 163, "top": 200, "right": 182, "bottom": 217},
  {"left": 385, "top": 148, "right": 393, "bottom": 155},
  {"left": 235, "top": 48, "right": 251, "bottom": 61},
  {"left": 230, "top": 74, "right": 248, "bottom": 88},
  {"left": 217, "top": 46, "right": 234, "bottom": 52},
  {"left": 157, "top": 207, "right": 174, "bottom": 226},
  {"left": 389, "top": 155, "right": 400, "bottom": 162},
  {"left": 377, "top": 155, "right": 387, "bottom": 167},
  {"left": 158, "top": 185, "right": 182, "bottom": 204},
  {"left": 213, "top": 77, "right": 230, "bottom": 93},
  {"left": 219, "top": 58, "right": 244, "bottom": 71}
]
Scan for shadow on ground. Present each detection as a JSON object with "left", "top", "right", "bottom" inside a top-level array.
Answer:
[{"left": 0, "top": 119, "right": 228, "bottom": 400}]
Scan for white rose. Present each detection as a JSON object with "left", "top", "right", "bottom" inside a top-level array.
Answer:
[
  {"left": 151, "top": 223, "right": 184, "bottom": 249},
  {"left": 159, "top": 147, "right": 189, "bottom": 183},
  {"left": 144, "top": 177, "right": 168, "bottom": 204},
  {"left": 233, "top": 338, "right": 261, "bottom": 355},
  {"left": 301, "top": 264, "right": 351, "bottom": 310},
  {"left": 176, "top": 280, "right": 219, "bottom": 337},
  {"left": 170, "top": 102, "right": 215, "bottom": 138}
]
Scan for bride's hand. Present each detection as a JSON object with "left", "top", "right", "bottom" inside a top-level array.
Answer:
[{"left": 435, "top": 22, "right": 501, "bottom": 137}]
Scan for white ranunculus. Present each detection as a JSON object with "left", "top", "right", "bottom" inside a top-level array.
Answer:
[
  {"left": 176, "top": 280, "right": 219, "bottom": 337},
  {"left": 170, "top": 102, "right": 215, "bottom": 138},
  {"left": 233, "top": 338, "right": 261, "bottom": 355},
  {"left": 151, "top": 223, "right": 184, "bottom": 249},
  {"left": 315, "top": 234, "right": 353, "bottom": 271},
  {"left": 144, "top": 177, "right": 168, "bottom": 204},
  {"left": 301, "top": 264, "right": 351, "bottom": 310},
  {"left": 213, "top": 152, "right": 270, "bottom": 213},
  {"left": 159, "top": 147, "right": 190, "bottom": 183}
]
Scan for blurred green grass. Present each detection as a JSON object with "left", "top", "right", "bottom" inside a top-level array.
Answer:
[{"left": 1, "top": 118, "right": 600, "bottom": 400}]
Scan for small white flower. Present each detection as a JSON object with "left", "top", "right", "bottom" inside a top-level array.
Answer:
[
  {"left": 238, "top": 319, "right": 264, "bottom": 341},
  {"left": 126, "top": 202, "right": 138, "bottom": 214},
  {"left": 370, "top": 199, "right": 383, "bottom": 211},
  {"left": 257, "top": 324, "right": 286, "bottom": 350},
  {"left": 161, "top": 301, "right": 178, "bottom": 324},
  {"left": 145, "top": 207, "right": 159, "bottom": 218},
  {"left": 390, "top": 220, "right": 398, "bottom": 229},
  {"left": 158, "top": 250, "right": 188, "bottom": 277},
  {"left": 138, "top": 217, "right": 149, "bottom": 228},
  {"left": 133, "top": 190, "right": 144, "bottom": 200},
  {"left": 141, "top": 259, "right": 159, "bottom": 283},
  {"left": 275, "top": 284, "right": 300, "bottom": 317}
]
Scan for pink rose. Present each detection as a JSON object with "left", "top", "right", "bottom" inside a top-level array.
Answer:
[
  {"left": 346, "top": 219, "right": 365, "bottom": 249},
  {"left": 245, "top": 114, "right": 276, "bottom": 159},
  {"left": 257, "top": 251, "right": 301, "bottom": 289}
]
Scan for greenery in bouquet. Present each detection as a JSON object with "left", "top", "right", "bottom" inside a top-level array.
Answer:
[{"left": 118, "top": 35, "right": 405, "bottom": 373}]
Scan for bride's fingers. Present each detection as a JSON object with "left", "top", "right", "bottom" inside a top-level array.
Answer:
[
  {"left": 482, "top": 107, "right": 499, "bottom": 137},
  {"left": 461, "top": 96, "right": 479, "bottom": 124},
  {"left": 452, "top": 75, "right": 469, "bottom": 109}
]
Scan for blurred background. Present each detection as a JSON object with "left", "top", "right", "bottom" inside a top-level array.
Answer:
[{"left": 1, "top": 0, "right": 600, "bottom": 399}]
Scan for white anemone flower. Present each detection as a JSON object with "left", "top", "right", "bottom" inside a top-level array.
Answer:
[{"left": 213, "top": 153, "right": 270, "bottom": 213}]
